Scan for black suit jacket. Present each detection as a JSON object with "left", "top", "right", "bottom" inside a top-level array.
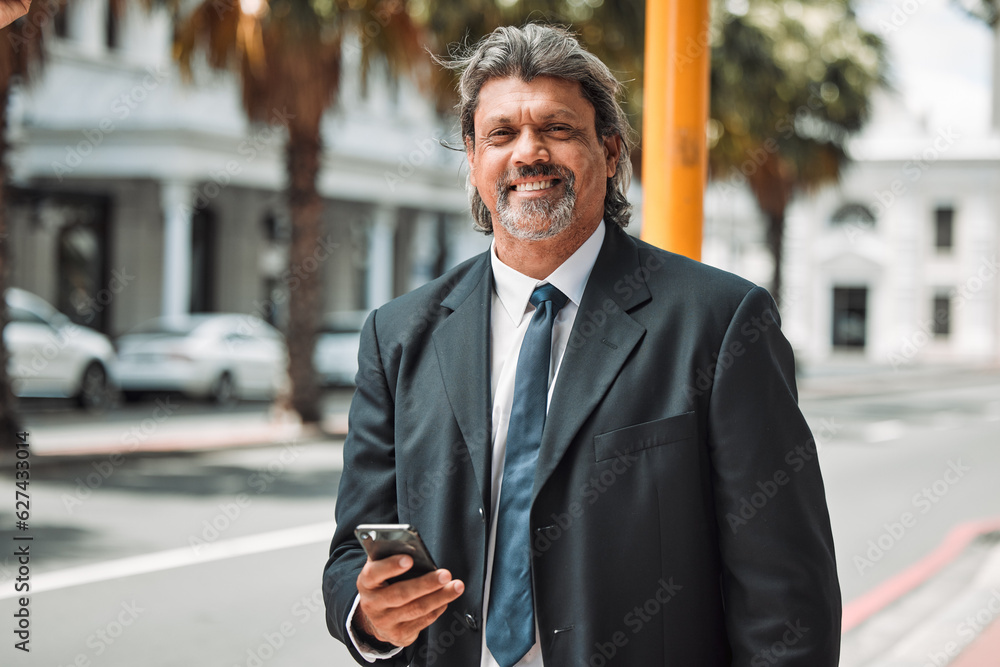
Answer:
[{"left": 324, "top": 224, "right": 841, "bottom": 666}]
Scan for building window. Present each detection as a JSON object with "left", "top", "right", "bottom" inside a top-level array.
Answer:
[
  {"left": 830, "top": 203, "right": 876, "bottom": 227},
  {"left": 105, "top": 2, "right": 120, "bottom": 51},
  {"left": 933, "top": 293, "right": 951, "bottom": 337},
  {"left": 934, "top": 206, "right": 954, "bottom": 252},
  {"left": 53, "top": 4, "right": 69, "bottom": 39},
  {"left": 190, "top": 208, "right": 217, "bottom": 313},
  {"left": 832, "top": 286, "right": 867, "bottom": 349}
]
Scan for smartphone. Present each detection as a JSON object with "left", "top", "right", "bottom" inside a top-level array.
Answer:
[{"left": 355, "top": 523, "right": 439, "bottom": 584}]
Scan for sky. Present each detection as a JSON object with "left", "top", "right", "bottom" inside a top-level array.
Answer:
[{"left": 856, "top": 0, "right": 995, "bottom": 136}]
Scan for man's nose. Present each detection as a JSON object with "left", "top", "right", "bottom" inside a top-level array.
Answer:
[{"left": 512, "top": 128, "right": 550, "bottom": 166}]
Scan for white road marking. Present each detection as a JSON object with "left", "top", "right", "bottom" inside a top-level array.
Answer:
[
  {"left": 0, "top": 521, "right": 337, "bottom": 600},
  {"left": 863, "top": 419, "right": 905, "bottom": 443}
]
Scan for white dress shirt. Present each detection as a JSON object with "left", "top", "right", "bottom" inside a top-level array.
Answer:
[{"left": 348, "top": 222, "right": 606, "bottom": 666}]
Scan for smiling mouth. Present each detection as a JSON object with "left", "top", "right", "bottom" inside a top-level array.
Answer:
[{"left": 512, "top": 179, "right": 559, "bottom": 192}]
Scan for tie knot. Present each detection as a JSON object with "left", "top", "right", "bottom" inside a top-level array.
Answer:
[{"left": 530, "top": 283, "right": 569, "bottom": 315}]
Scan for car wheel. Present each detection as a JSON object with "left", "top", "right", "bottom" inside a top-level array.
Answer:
[
  {"left": 77, "top": 362, "right": 109, "bottom": 411},
  {"left": 211, "top": 372, "right": 237, "bottom": 407}
]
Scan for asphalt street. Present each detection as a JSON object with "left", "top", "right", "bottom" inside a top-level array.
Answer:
[{"left": 0, "top": 370, "right": 998, "bottom": 666}]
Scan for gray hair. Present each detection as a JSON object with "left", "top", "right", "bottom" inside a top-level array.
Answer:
[{"left": 440, "top": 24, "right": 634, "bottom": 233}]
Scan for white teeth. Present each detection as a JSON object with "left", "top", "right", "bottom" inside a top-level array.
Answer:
[{"left": 514, "top": 180, "right": 555, "bottom": 192}]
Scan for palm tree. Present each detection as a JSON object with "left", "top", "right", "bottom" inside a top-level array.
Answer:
[
  {"left": 174, "top": 0, "right": 427, "bottom": 424},
  {"left": 0, "top": 1, "right": 49, "bottom": 447},
  {"left": 951, "top": 0, "right": 999, "bottom": 24},
  {"left": 707, "top": 0, "right": 886, "bottom": 303}
]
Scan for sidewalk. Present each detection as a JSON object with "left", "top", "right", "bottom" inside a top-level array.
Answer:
[
  {"left": 841, "top": 519, "right": 1000, "bottom": 667},
  {"left": 797, "top": 362, "right": 1000, "bottom": 400},
  {"left": 19, "top": 405, "right": 347, "bottom": 459}
]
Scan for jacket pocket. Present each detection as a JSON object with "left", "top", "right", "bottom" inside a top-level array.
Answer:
[{"left": 593, "top": 411, "right": 697, "bottom": 462}]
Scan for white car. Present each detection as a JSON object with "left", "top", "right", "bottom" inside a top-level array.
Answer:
[
  {"left": 115, "top": 314, "right": 288, "bottom": 404},
  {"left": 4, "top": 288, "right": 116, "bottom": 410},
  {"left": 314, "top": 311, "right": 369, "bottom": 387}
]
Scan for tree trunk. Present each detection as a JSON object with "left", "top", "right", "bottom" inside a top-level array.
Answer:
[
  {"left": 285, "top": 122, "right": 323, "bottom": 424},
  {"left": 765, "top": 209, "right": 785, "bottom": 308},
  {"left": 0, "top": 79, "right": 24, "bottom": 449}
]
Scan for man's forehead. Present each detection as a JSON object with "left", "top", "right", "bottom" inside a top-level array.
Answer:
[{"left": 473, "top": 76, "right": 593, "bottom": 127}]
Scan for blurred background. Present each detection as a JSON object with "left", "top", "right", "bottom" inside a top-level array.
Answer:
[{"left": 0, "top": 0, "right": 998, "bottom": 665}]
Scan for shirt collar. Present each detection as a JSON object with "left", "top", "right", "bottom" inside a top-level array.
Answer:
[{"left": 490, "top": 221, "right": 606, "bottom": 326}]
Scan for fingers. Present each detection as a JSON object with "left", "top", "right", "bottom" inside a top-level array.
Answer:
[
  {"left": 357, "top": 554, "right": 415, "bottom": 590},
  {"left": 356, "top": 558, "right": 465, "bottom": 647}
]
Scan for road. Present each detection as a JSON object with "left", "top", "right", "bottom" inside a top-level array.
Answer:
[{"left": 0, "top": 370, "right": 998, "bottom": 665}]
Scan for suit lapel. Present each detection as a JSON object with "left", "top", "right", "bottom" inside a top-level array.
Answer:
[
  {"left": 433, "top": 253, "right": 494, "bottom": 513},
  {"left": 533, "top": 226, "right": 651, "bottom": 499}
]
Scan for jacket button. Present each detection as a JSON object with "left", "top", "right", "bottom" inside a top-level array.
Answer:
[
  {"left": 464, "top": 612, "right": 479, "bottom": 631},
  {"left": 478, "top": 507, "right": 485, "bottom": 523}
]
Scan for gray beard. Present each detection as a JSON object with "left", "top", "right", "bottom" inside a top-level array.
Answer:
[{"left": 494, "top": 169, "right": 577, "bottom": 242}]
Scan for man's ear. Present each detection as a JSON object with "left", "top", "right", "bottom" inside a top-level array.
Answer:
[
  {"left": 465, "top": 136, "right": 477, "bottom": 188},
  {"left": 603, "top": 134, "right": 622, "bottom": 178}
]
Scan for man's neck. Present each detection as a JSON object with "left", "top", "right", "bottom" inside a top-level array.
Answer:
[{"left": 493, "top": 219, "right": 601, "bottom": 280}]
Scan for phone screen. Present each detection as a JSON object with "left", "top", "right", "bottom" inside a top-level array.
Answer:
[{"left": 355, "top": 524, "right": 438, "bottom": 584}]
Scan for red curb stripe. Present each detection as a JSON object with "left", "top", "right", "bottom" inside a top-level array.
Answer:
[{"left": 842, "top": 517, "right": 1000, "bottom": 633}]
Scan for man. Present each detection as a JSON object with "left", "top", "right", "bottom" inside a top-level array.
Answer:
[{"left": 324, "top": 24, "right": 841, "bottom": 666}]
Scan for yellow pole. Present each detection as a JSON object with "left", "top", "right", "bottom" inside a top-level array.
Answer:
[{"left": 640, "top": 0, "right": 710, "bottom": 260}]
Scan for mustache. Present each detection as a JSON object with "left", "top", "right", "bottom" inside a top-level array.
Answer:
[{"left": 496, "top": 164, "right": 575, "bottom": 192}]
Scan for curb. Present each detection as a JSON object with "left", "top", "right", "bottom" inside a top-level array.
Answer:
[
  {"left": 843, "top": 517, "right": 1000, "bottom": 633},
  {"left": 13, "top": 415, "right": 349, "bottom": 463}
]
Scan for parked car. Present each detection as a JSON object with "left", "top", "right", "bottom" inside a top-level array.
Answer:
[
  {"left": 314, "top": 311, "right": 369, "bottom": 387},
  {"left": 3, "top": 287, "right": 116, "bottom": 410},
  {"left": 115, "top": 314, "right": 288, "bottom": 404}
]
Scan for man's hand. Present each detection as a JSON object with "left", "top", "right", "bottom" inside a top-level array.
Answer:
[
  {"left": 0, "top": 0, "right": 31, "bottom": 30},
  {"left": 355, "top": 555, "right": 465, "bottom": 648}
]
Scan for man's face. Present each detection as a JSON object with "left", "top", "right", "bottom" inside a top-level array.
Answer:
[{"left": 466, "top": 76, "right": 620, "bottom": 241}]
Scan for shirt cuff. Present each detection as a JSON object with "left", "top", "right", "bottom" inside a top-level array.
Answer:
[{"left": 346, "top": 594, "right": 405, "bottom": 663}]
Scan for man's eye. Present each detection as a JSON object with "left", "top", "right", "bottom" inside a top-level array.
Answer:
[{"left": 547, "top": 125, "right": 571, "bottom": 133}]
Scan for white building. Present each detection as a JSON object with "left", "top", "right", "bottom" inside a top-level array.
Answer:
[
  {"left": 5, "top": 0, "right": 488, "bottom": 337},
  {"left": 703, "top": 2, "right": 1000, "bottom": 369}
]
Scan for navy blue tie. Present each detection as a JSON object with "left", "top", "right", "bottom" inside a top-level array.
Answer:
[{"left": 487, "top": 283, "right": 569, "bottom": 667}]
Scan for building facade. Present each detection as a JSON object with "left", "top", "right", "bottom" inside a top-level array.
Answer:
[
  {"left": 6, "top": 0, "right": 489, "bottom": 337},
  {"left": 703, "top": 89, "right": 1000, "bottom": 369}
]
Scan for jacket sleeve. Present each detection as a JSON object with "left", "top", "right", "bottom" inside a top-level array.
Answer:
[
  {"left": 707, "top": 286, "right": 841, "bottom": 666},
  {"left": 322, "top": 310, "right": 413, "bottom": 666}
]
